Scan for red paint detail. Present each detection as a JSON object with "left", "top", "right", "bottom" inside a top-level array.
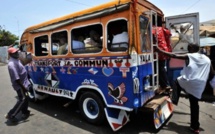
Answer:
[
  {"left": 116, "top": 63, "right": 122, "bottom": 67},
  {"left": 115, "top": 59, "right": 123, "bottom": 67},
  {"left": 121, "top": 97, "right": 128, "bottom": 102},
  {"left": 112, "top": 123, "right": 121, "bottom": 129},
  {"left": 109, "top": 59, "right": 113, "bottom": 67},
  {"left": 122, "top": 116, "right": 127, "bottom": 125},
  {"left": 167, "top": 101, "right": 174, "bottom": 112},
  {"left": 125, "top": 59, "right": 131, "bottom": 67}
]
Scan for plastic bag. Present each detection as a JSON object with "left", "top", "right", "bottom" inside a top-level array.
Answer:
[{"left": 19, "top": 51, "right": 32, "bottom": 65}]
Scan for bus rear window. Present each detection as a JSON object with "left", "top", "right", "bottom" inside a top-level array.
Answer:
[
  {"left": 139, "top": 16, "right": 151, "bottom": 52},
  {"left": 107, "top": 19, "right": 128, "bottom": 52}
]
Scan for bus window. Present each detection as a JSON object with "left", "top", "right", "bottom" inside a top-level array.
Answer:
[
  {"left": 51, "top": 31, "right": 68, "bottom": 55},
  {"left": 71, "top": 24, "right": 103, "bottom": 54},
  {"left": 139, "top": 16, "right": 151, "bottom": 52},
  {"left": 107, "top": 19, "right": 128, "bottom": 52},
  {"left": 34, "top": 35, "right": 48, "bottom": 56}
]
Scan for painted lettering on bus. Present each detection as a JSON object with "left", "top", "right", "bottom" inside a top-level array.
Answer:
[
  {"left": 82, "top": 79, "right": 98, "bottom": 87},
  {"left": 37, "top": 85, "right": 73, "bottom": 98},
  {"left": 74, "top": 59, "right": 108, "bottom": 67},
  {"left": 140, "top": 54, "right": 151, "bottom": 63},
  {"left": 33, "top": 59, "right": 129, "bottom": 68},
  {"left": 35, "top": 61, "right": 61, "bottom": 66}
]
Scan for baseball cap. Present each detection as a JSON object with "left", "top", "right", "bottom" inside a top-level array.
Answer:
[{"left": 8, "top": 47, "right": 19, "bottom": 54}]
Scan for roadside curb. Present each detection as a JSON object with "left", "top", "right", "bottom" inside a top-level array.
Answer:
[{"left": 0, "top": 62, "right": 7, "bottom": 66}]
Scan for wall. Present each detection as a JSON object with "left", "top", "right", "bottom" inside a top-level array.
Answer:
[{"left": 0, "top": 46, "right": 8, "bottom": 63}]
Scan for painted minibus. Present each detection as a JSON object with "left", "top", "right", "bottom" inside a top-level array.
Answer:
[{"left": 19, "top": 0, "right": 199, "bottom": 131}]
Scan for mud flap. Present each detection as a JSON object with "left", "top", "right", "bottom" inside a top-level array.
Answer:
[
  {"left": 140, "top": 95, "right": 174, "bottom": 129},
  {"left": 153, "top": 97, "right": 173, "bottom": 129},
  {"left": 104, "top": 107, "right": 130, "bottom": 131}
]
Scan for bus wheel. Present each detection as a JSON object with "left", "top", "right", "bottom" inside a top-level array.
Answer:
[{"left": 79, "top": 92, "right": 105, "bottom": 125}]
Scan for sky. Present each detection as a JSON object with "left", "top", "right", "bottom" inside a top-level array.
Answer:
[{"left": 0, "top": 0, "right": 214, "bottom": 38}]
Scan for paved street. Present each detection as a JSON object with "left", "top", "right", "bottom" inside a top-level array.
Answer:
[{"left": 0, "top": 63, "right": 215, "bottom": 134}]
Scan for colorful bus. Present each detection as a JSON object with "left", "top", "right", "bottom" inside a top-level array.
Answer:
[{"left": 19, "top": 0, "right": 199, "bottom": 131}]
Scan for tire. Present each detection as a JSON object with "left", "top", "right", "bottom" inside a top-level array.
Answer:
[{"left": 79, "top": 92, "right": 105, "bottom": 125}]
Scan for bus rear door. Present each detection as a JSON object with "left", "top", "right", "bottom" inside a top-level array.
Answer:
[{"left": 165, "top": 12, "right": 199, "bottom": 86}]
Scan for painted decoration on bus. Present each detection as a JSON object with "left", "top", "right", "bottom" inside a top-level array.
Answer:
[
  {"left": 108, "top": 83, "right": 128, "bottom": 105},
  {"left": 27, "top": 55, "right": 153, "bottom": 108}
]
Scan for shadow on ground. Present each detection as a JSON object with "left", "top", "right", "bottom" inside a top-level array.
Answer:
[{"left": 27, "top": 95, "right": 175, "bottom": 134}]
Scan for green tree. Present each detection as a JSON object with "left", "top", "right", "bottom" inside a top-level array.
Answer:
[{"left": 0, "top": 26, "right": 19, "bottom": 46}]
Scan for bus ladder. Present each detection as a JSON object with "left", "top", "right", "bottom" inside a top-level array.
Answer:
[{"left": 145, "top": 10, "right": 159, "bottom": 91}]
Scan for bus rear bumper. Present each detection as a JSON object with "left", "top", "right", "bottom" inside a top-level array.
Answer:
[{"left": 140, "top": 95, "right": 174, "bottom": 129}]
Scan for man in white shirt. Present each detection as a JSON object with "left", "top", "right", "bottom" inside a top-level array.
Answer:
[
  {"left": 112, "top": 31, "right": 128, "bottom": 48},
  {"left": 155, "top": 43, "right": 211, "bottom": 133}
]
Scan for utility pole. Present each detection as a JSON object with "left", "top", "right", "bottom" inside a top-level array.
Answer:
[{"left": 14, "top": 16, "right": 20, "bottom": 38}]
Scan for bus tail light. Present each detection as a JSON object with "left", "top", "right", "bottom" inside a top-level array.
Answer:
[
  {"left": 144, "top": 75, "right": 153, "bottom": 91},
  {"left": 133, "top": 78, "right": 140, "bottom": 94}
]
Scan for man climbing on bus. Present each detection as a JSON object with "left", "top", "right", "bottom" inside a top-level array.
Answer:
[{"left": 154, "top": 43, "right": 211, "bottom": 134}]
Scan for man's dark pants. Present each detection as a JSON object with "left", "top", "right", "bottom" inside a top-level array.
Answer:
[
  {"left": 8, "top": 88, "right": 29, "bottom": 118},
  {"left": 172, "top": 80, "right": 200, "bottom": 130},
  {"left": 159, "top": 60, "right": 170, "bottom": 88}
]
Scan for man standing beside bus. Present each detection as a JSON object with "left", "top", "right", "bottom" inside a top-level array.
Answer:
[
  {"left": 5, "top": 47, "right": 31, "bottom": 122},
  {"left": 154, "top": 43, "right": 211, "bottom": 134}
]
